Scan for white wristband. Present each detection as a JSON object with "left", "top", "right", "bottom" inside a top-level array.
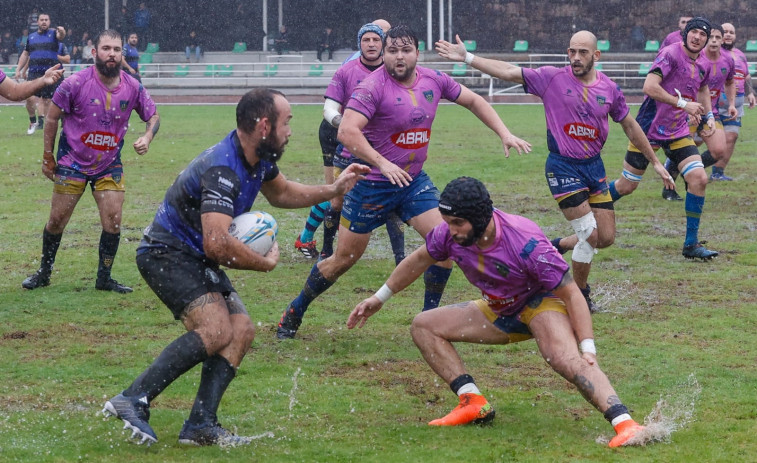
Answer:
[
  {"left": 374, "top": 284, "right": 393, "bottom": 303},
  {"left": 676, "top": 98, "right": 687, "bottom": 109},
  {"left": 464, "top": 52, "right": 475, "bottom": 65},
  {"left": 579, "top": 338, "right": 597, "bottom": 355}
]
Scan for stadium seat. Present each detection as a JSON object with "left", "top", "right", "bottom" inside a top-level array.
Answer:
[
  {"left": 204, "top": 64, "right": 217, "bottom": 77},
  {"left": 174, "top": 64, "right": 189, "bottom": 77},
  {"left": 746, "top": 40, "right": 757, "bottom": 52},
  {"left": 513, "top": 40, "right": 529, "bottom": 52},
  {"left": 464, "top": 40, "right": 477, "bottom": 51},
  {"left": 232, "top": 42, "right": 247, "bottom": 53},
  {"left": 418, "top": 40, "right": 426, "bottom": 51},
  {"left": 644, "top": 40, "right": 660, "bottom": 52},
  {"left": 138, "top": 53, "right": 153, "bottom": 64},
  {"left": 594, "top": 63, "right": 603, "bottom": 71},
  {"left": 263, "top": 64, "right": 278, "bottom": 77},
  {"left": 451, "top": 63, "right": 467, "bottom": 76},
  {"left": 638, "top": 63, "right": 651, "bottom": 75},
  {"left": 4, "top": 65, "right": 16, "bottom": 75},
  {"left": 749, "top": 63, "right": 756, "bottom": 76},
  {"left": 218, "top": 65, "right": 233, "bottom": 77},
  {"left": 308, "top": 64, "right": 324, "bottom": 77},
  {"left": 145, "top": 42, "right": 159, "bottom": 53},
  {"left": 597, "top": 40, "right": 610, "bottom": 52}
]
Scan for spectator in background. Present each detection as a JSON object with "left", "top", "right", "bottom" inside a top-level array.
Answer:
[
  {"left": 317, "top": 26, "right": 336, "bottom": 61},
  {"left": 16, "top": 28, "right": 29, "bottom": 55},
  {"left": 630, "top": 25, "right": 645, "bottom": 50},
  {"left": 115, "top": 6, "right": 131, "bottom": 42},
  {"left": 0, "top": 32, "right": 13, "bottom": 64},
  {"left": 27, "top": 7, "right": 40, "bottom": 34},
  {"left": 185, "top": 30, "right": 201, "bottom": 62},
  {"left": 274, "top": 25, "right": 289, "bottom": 54},
  {"left": 134, "top": 2, "right": 151, "bottom": 50},
  {"left": 81, "top": 39, "right": 94, "bottom": 64},
  {"left": 63, "top": 28, "right": 77, "bottom": 62}
]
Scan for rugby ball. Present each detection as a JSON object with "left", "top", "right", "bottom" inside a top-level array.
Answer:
[{"left": 228, "top": 211, "right": 278, "bottom": 255}]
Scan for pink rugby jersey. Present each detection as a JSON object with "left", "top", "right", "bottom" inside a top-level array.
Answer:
[
  {"left": 728, "top": 47, "right": 749, "bottom": 95},
  {"left": 522, "top": 65, "right": 630, "bottom": 159},
  {"left": 426, "top": 209, "right": 569, "bottom": 317},
  {"left": 52, "top": 67, "right": 157, "bottom": 175},
  {"left": 346, "top": 65, "right": 461, "bottom": 182},
  {"left": 0, "top": 69, "right": 6, "bottom": 85},
  {"left": 697, "top": 51, "right": 735, "bottom": 116}
]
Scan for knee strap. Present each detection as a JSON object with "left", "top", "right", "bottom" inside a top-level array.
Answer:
[
  {"left": 621, "top": 169, "right": 643, "bottom": 183},
  {"left": 681, "top": 160, "right": 704, "bottom": 178},
  {"left": 570, "top": 211, "right": 597, "bottom": 264}
]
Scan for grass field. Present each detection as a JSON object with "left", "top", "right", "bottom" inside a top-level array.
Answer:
[{"left": 1, "top": 101, "right": 756, "bottom": 462}]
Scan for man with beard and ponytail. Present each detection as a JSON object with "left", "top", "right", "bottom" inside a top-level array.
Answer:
[
  {"left": 436, "top": 30, "right": 671, "bottom": 312},
  {"left": 606, "top": 17, "right": 719, "bottom": 260},
  {"left": 22, "top": 29, "right": 160, "bottom": 293},
  {"left": 348, "top": 177, "right": 647, "bottom": 448},
  {"left": 277, "top": 25, "right": 531, "bottom": 339},
  {"left": 102, "top": 88, "right": 368, "bottom": 446}
]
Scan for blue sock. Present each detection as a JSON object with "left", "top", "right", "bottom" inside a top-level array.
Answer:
[
  {"left": 684, "top": 192, "right": 705, "bottom": 247},
  {"left": 711, "top": 166, "right": 723, "bottom": 175},
  {"left": 300, "top": 201, "right": 330, "bottom": 243},
  {"left": 608, "top": 180, "right": 621, "bottom": 202},
  {"left": 289, "top": 263, "right": 335, "bottom": 318},
  {"left": 423, "top": 265, "right": 452, "bottom": 311},
  {"left": 386, "top": 213, "right": 406, "bottom": 266}
]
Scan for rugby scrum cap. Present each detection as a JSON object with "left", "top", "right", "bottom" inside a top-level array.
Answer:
[
  {"left": 681, "top": 17, "right": 712, "bottom": 41},
  {"left": 438, "top": 177, "right": 493, "bottom": 243},
  {"left": 357, "top": 23, "right": 385, "bottom": 51}
]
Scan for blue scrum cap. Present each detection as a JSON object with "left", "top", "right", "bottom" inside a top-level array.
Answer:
[{"left": 357, "top": 23, "right": 385, "bottom": 51}]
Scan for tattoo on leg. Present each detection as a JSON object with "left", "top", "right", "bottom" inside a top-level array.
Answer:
[
  {"left": 224, "top": 292, "right": 249, "bottom": 316},
  {"left": 184, "top": 293, "right": 221, "bottom": 316},
  {"left": 606, "top": 395, "right": 622, "bottom": 407},
  {"left": 574, "top": 374, "right": 596, "bottom": 403}
]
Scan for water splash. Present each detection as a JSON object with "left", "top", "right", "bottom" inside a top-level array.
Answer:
[{"left": 288, "top": 367, "right": 301, "bottom": 418}]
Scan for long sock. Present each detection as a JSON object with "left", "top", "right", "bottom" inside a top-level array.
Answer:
[
  {"left": 684, "top": 192, "right": 705, "bottom": 247},
  {"left": 608, "top": 180, "right": 621, "bottom": 202},
  {"left": 40, "top": 228, "right": 62, "bottom": 274},
  {"left": 321, "top": 208, "right": 341, "bottom": 258},
  {"left": 423, "top": 264, "right": 452, "bottom": 311},
  {"left": 125, "top": 330, "right": 208, "bottom": 402},
  {"left": 300, "top": 201, "right": 330, "bottom": 243},
  {"left": 711, "top": 166, "right": 723, "bottom": 176},
  {"left": 29, "top": 116, "right": 37, "bottom": 124},
  {"left": 187, "top": 355, "right": 236, "bottom": 425},
  {"left": 604, "top": 403, "right": 632, "bottom": 426},
  {"left": 700, "top": 150, "right": 717, "bottom": 168},
  {"left": 97, "top": 230, "right": 120, "bottom": 282},
  {"left": 386, "top": 213, "right": 406, "bottom": 265},
  {"left": 38, "top": 116, "right": 44, "bottom": 129},
  {"left": 289, "top": 264, "right": 335, "bottom": 318},
  {"left": 450, "top": 373, "right": 480, "bottom": 395}
]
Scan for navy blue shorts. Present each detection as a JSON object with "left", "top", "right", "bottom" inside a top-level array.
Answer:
[{"left": 544, "top": 153, "right": 609, "bottom": 202}]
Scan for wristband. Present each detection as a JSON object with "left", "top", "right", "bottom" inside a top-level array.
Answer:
[
  {"left": 705, "top": 111, "right": 714, "bottom": 121},
  {"left": 464, "top": 52, "right": 475, "bottom": 65},
  {"left": 579, "top": 338, "right": 596, "bottom": 355},
  {"left": 374, "top": 284, "right": 393, "bottom": 303}
]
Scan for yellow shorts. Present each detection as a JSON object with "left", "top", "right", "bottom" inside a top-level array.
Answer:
[
  {"left": 474, "top": 293, "right": 568, "bottom": 344},
  {"left": 53, "top": 164, "right": 126, "bottom": 195}
]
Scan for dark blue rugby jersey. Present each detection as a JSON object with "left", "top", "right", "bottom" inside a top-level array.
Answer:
[
  {"left": 123, "top": 43, "right": 139, "bottom": 72},
  {"left": 26, "top": 29, "right": 60, "bottom": 75},
  {"left": 139, "top": 130, "right": 279, "bottom": 259}
]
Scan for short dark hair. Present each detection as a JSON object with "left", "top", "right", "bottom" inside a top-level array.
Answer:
[
  {"left": 383, "top": 25, "right": 418, "bottom": 50},
  {"left": 94, "top": 29, "right": 122, "bottom": 48},
  {"left": 236, "top": 88, "right": 286, "bottom": 134}
]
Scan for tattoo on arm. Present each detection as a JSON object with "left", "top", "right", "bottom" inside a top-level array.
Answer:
[
  {"left": 606, "top": 395, "right": 622, "bottom": 407},
  {"left": 573, "top": 374, "right": 596, "bottom": 404},
  {"left": 745, "top": 77, "right": 754, "bottom": 97},
  {"left": 148, "top": 118, "right": 160, "bottom": 137}
]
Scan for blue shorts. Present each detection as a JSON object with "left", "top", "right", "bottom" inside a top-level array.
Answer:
[
  {"left": 53, "top": 159, "right": 126, "bottom": 194},
  {"left": 341, "top": 170, "right": 439, "bottom": 234},
  {"left": 544, "top": 153, "right": 609, "bottom": 203}
]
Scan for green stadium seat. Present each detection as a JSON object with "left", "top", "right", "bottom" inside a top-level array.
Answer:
[
  {"left": 463, "top": 40, "right": 477, "bottom": 51},
  {"left": 594, "top": 63, "right": 603, "bottom": 71},
  {"left": 597, "top": 40, "right": 610, "bottom": 52},
  {"left": 644, "top": 40, "right": 660, "bottom": 52},
  {"left": 145, "top": 42, "right": 159, "bottom": 53},
  {"left": 308, "top": 64, "right": 324, "bottom": 77},
  {"left": 174, "top": 64, "right": 189, "bottom": 77},
  {"left": 418, "top": 40, "right": 426, "bottom": 51},
  {"left": 5, "top": 65, "right": 17, "bottom": 75},
  {"left": 513, "top": 40, "right": 529, "bottom": 52},
  {"left": 204, "top": 64, "right": 217, "bottom": 77},
  {"left": 638, "top": 63, "right": 651, "bottom": 76},
  {"left": 451, "top": 63, "right": 467, "bottom": 76},
  {"left": 218, "top": 65, "right": 233, "bottom": 77},
  {"left": 138, "top": 53, "right": 153, "bottom": 64},
  {"left": 263, "top": 64, "right": 278, "bottom": 77},
  {"left": 749, "top": 63, "right": 756, "bottom": 76},
  {"left": 746, "top": 40, "right": 757, "bottom": 52},
  {"left": 232, "top": 42, "right": 247, "bottom": 53}
]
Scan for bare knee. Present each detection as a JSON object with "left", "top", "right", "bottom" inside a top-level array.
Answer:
[
  {"left": 233, "top": 318, "right": 256, "bottom": 347},
  {"left": 614, "top": 179, "right": 639, "bottom": 196},
  {"left": 410, "top": 312, "right": 434, "bottom": 345}
]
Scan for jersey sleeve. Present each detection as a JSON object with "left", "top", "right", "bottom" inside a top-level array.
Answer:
[
  {"left": 609, "top": 81, "right": 631, "bottom": 122},
  {"left": 521, "top": 237, "right": 570, "bottom": 292},
  {"left": 522, "top": 66, "right": 555, "bottom": 98},
  {"left": 51, "top": 74, "right": 75, "bottom": 113},
  {"left": 200, "top": 166, "right": 241, "bottom": 216},
  {"left": 438, "top": 69, "right": 462, "bottom": 101},
  {"left": 346, "top": 78, "right": 379, "bottom": 120},
  {"left": 134, "top": 83, "right": 157, "bottom": 122},
  {"left": 424, "top": 223, "right": 452, "bottom": 262},
  {"left": 650, "top": 47, "right": 674, "bottom": 78}
]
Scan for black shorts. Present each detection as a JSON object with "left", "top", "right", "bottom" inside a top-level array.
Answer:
[
  {"left": 319, "top": 119, "right": 339, "bottom": 166},
  {"left": 29, "top": 73, "right": 61, "bottom": 99},
  {"left": 624, "top": 136, "right": 699, "bottom": 170},
  {"left": 136, "top": 246, "right": 236, "bottom": 320}
]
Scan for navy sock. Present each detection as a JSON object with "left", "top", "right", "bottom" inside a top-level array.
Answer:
[
  {"left": 423, "top": 264, "right": 452, "bottom": 311},
  {"left": 684, "top": 192, "right": 705, "bottom": 247},
  {"left": 608, "top": 180, "right": 621, "bottom": 202},
  {"left": 289, "top": 264, "right": 335, "bottom": 318},
  {"left": 603, "top": 403, "right": 630, "bottom": 423},
  {"left": 38, "top": 116, "right": 44, "bottom": 128},
  {"left": 187, "top": 355, "right": 236, "bottom": 425},
  {"left": 29, "top": 116, "right": 37, "bottom": 124},
  {"left": 40, "top": 228, "right": 62, "bottom": 273},
  {"left": 711, "top": 166, "right": 723, "bottom": 175},
  {"left": 125, "top": 330, "right": 208, "bottom": 402},
  {"left": 97, "top": 230, "right": 120, "bottom": 281},
  {"left": 321, "top": 208, "right": 341, "bottom": 257},
  {"left": 386, "top": 213, "right": 406, "bottom": 266}
]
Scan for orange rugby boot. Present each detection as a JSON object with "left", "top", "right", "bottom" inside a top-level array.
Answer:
[
  {"left": 608, "top": 419, "right": 645, "bottom": 448},
  {"left": 428, "top": 393, "right": 495, "bottom": 426}
]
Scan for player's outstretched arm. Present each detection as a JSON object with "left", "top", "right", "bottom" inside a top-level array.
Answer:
[
  {"left": 0, "top": 64, "right": 63, "bottom": 101},
  {"left": 347, "top": 245, "right": 437, "bottom": 329},
  {"left": 618, "top": 115, "right": 675, "bottom": 190},
  {"left": 436, "top": 34, "right": 525, "bottom": 84},
  {"left": 261, "top": 164, "right": 368, "bottom": 209}
]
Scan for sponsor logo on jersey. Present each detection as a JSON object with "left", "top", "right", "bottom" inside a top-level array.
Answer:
[
  {"left": 519, "top": 237, "right": 539, "bottom": 259},
  {"left": 596, "top": 95, "right": 606, "bottom": 105},
  {"left": 391, "top": 128, "right": 430, "bottom": 149},
  {"left": 218, "top": 176, "right": 234, "bottom": 189},
  {"left": 120, "top": 100, "right": 129, "bottom": 111},
  {"left": 423, "top": 90, "right": 434, "bottom": 102},
  {"left": 564, "top": 122, "right": 598, "bottom": 141},
  {"left": 89, "top": 98, "right": 101, "bottom": 105},
  {"left": 81, "top": 131, "right": 119, "bottom": 150}
]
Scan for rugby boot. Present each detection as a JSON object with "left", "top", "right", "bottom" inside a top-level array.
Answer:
[
  {"left": 26, "top": 122, "right": 39, "bottom": 135},
  {"left": 682, "top": 242, "right": 718, "bottom": 260},
  {"left": 710, "top": 172, "right": 733, "bottom": 181},
  {"left": 22, "top": 269, "right": 51, "bottom": 290},
  {"left": 608, "top": 419, "right": 645, "bottom": 448},
  {"left": 102, "top": 393, "right": 157, "bottom": 445},
  {"left": 276, "top": 306, "right": 302, "bottom": 340},
  {"left": 96, "top": 277, "right": 133, "bottom": 293},
  {"left": 428, "top": 393, "right": 495, "bottom": 426},
  {"left": 661, "top": 188, "right": 683, "bottom": 201},
  {"left": 580, "top": 284, "right": 598, "bottom": 313},
  {"left": 178, "top": 420, "right": 250, "bottom": 446},
  {"left": 294, "top": 234, "right": 318, "bottom": 259}
]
